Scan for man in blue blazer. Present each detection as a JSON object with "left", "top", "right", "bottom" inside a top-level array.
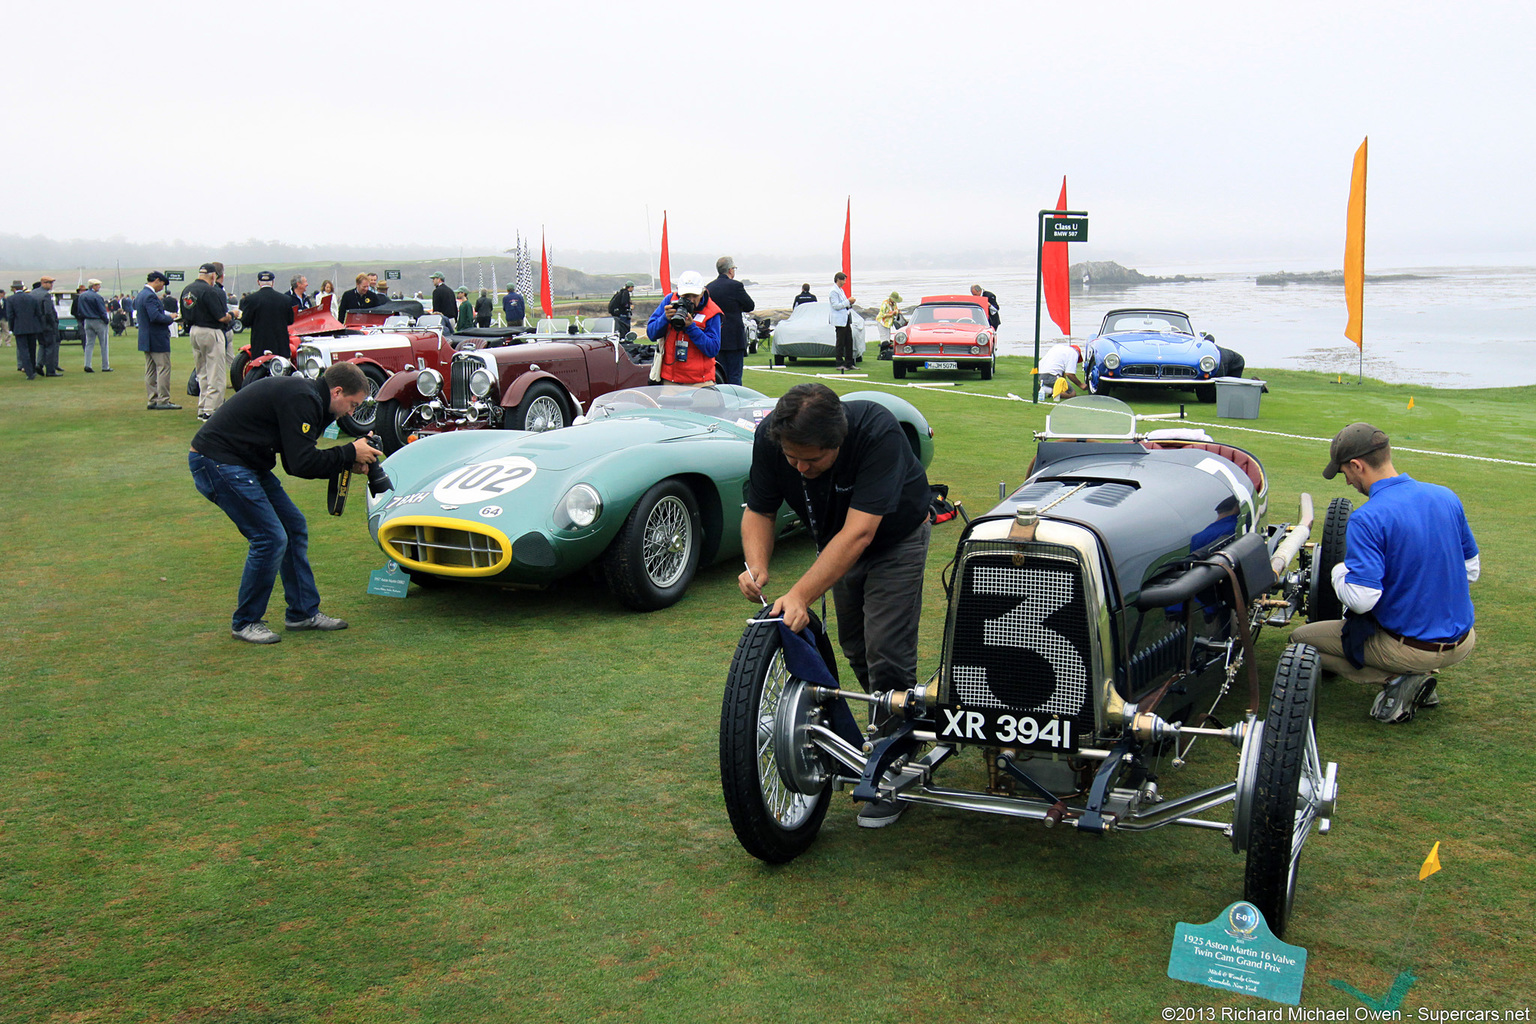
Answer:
[
  {"left": 9, "top": 278, "right": 49, "bottom": 379},
  {"left": 135, "top": 271, "right": 181, "bottom": 410},
  {"left": 709, "top": 256, "right": 756, "bottom": 385}
]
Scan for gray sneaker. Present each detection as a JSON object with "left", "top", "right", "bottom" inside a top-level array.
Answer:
[
  {"left": 856, "top": 798, "right": 907, "bottom": 829},
  {"left": 1371, "top": 674, "right": 1431, "bottom": 723},
  {"left": 285, "top": 611, "right": 349, "bottom": 632},
  {"left": 232, "top": 621, "right": 281, "bottom": 644},
  {"left": 1415, "top": 676, "right": 1440, "bottom": 709}
]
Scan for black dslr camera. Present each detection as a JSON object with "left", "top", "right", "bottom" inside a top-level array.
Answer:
[
  {"left": 327, "top": 434, "right": 393, "bottom": 516},
  {"left": 666, "top": 295, "right": 696, "bottom": 361}
]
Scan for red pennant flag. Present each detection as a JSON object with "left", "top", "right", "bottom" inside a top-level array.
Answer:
[
  {"left": 841, "top": 198, "right": 852, "bottom": 299},
  {"left": 539, "top": 231, "right": 553, "bottom": 319},
  {"left": 1043, "top": 177, "right": 1070, "bottom": 337},
  {"left": 658, "top": 211, "right": 671, "bottom": 297}
]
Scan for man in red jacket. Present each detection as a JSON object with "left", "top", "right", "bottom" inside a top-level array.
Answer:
[{"left": 646, "top": 270, "right": 720, "bottom": 385}]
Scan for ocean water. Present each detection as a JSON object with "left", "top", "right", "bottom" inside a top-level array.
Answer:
[{"left": 744, "top": 265, "right": 1536, "bottom": 389}]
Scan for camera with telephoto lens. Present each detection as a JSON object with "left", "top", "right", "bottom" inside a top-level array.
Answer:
[
  {"left": 665, "top": 294, "right": 696, "bottom": 330},
  {"left": 327, "top": 434, "right": 393, "bottom": 516}
]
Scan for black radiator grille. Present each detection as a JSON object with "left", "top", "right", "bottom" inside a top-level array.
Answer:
[
  {"left": 449, "top": 356, "right": 474, "bottom": 411},
  {"left": 943, "top": 541, "right": 1096, "bottom": 735}
]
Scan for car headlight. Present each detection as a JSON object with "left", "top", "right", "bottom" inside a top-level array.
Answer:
[
  {"left": 1104, "top": 352, "right": 1121, "bottom": 369},
  {"left": 1200, "top": 354, "right": 1218, "bottom": 373},
  {"left": 893, "top": 330, "right": 906, "bottom": 344},
  {"left": 268, "top": 355, "right": 293, "bottom": 377},
  {"left": 418, "top": 368, "right": 443, "bottom": 398},
  {"left": 975, "top": 332, "right": 988, "bottom": 346},
  {"left": 469, "top": 367, "right": 495, "bottom": 399},
  {"left": 301, "top": 354, "right": 324, "bottom": 378},
  {"left": 970, "top": 345, "right": 980, "bottom": 354},
  {"left": 555, "top": 483, "right": 602, "bottom": 529}
]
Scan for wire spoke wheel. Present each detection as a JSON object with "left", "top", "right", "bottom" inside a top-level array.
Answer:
[
  {"left": 642, "top": 495, "right": 691, "bottom": 589},
  {"left": 602, "top": 480, "right": 700, "bottom": 611},
  {"left": 720, "top": 621, "right": 832, "bottom": 863}
]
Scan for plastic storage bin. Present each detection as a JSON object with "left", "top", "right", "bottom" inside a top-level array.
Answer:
[{"left": 1214, "top": 377, "right": 1265, "bottom": 419}]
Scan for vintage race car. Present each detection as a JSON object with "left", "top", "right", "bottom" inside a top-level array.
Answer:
[
  {"left": 367, "top": 384, "right": 935, "bottom": 610},
  {"left": 769, "top": 301, "right": 866, "bottom": 366},
  {"left": 721, "top": 395, "right": 1342, "bottom": 938},
  {"left": 368, "top": 326, "right": 655, "bottom": 454},
  {"left": 1086, "top": 308, "right": 1225, "bottom": 402},
  {"left": 890, "top": 294, "right": 997, "bottom": 380}
]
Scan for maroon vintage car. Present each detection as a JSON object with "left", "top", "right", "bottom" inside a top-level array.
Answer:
[{"left": 371, "top": 330, "right": 656, "bottom": 453}]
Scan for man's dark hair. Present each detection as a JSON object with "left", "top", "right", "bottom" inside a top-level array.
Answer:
[
  {"left": 1360, "top": 441, "right": 1392, "bottom": 469},
  {"left": 323, "top": 361, "right": 369, "bottom": 396},
  {"left": 769, "top": 383, "right": 847, "bottom": 450},
  {"left": 799, "top": 284, "right": 810, "bottom": 292}
]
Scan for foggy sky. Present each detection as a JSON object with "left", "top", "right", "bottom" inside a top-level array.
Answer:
[{"left": 14, "top": 0, "right": 1534, "bottom": 270}]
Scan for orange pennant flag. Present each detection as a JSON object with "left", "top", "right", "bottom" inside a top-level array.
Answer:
[
  {"left": 1407, "top": 397, "right": 1415, "bottom": 410},
  {"left": 1419, "top": 841, "right": 1442, "bottom": 881},
  {"left": 1344, "top": 137, "right": 1368, "bottom": 349}
]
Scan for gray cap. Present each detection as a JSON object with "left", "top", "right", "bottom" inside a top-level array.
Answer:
[{"left": 1323, "top": 422, "right": 1389, "bottom": 479}]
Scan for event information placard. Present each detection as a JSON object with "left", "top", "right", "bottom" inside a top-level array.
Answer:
[
  {"left": 1167, "top": 902, "right": 1307, "bottom": 1005},
  {"left": 367, "top": 561, "right": 410, "bottom": 598}
]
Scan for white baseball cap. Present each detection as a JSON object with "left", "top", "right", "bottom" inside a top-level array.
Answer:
[{"left": 676, "top": 271, "right": 706, "bottom": 297}]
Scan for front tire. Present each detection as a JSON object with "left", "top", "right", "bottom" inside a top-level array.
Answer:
[
  {"left": 1307, "top": 498, "right": 1352, "bottom": 622},
  {"left": 602, "top": 480, "right": 701, "bottom": 611},
  {"left": 376, "top": 398, "right": 413, "bottom": 455},
  {"left": 343, "top": 365, "right": 388, "bottom": 432},
  {"left": 979, "top": 356, "right": 994, "bottom": 381},
  {"left": 719, "top": 622, "right": 832, "bottom": 863},
  {"left": 1195, "top": 384, "right": 1217, "bottom": 403},
  {"left": 892, "top": 361, "right": 907, "bottom": 380},
  {"left": 229, "top": 350, "right": 250, "bottom": 391},
  {"left": 1243, "top": 643, "right": 1325, "bottom": 938},
  {"left": 511, "top": 380, "right": 568, "bottom": 432}
]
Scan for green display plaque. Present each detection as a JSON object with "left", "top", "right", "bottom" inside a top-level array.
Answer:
[
  {"left": 367, "top": 561, "right": 411, "bottom": 599},
  {"left": 1167, "top": 902, "right": 1307, "bottom": 1005}
]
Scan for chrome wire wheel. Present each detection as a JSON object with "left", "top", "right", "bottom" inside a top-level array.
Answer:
[
  {"left": 524, "top": 394, "right": 565, "bottom": 432},
  {"left": 642, "top": 494, "right": 692, "bottom": 588},
  {"left": 756, "top": 654, "right": 819, "bottom": 829}
]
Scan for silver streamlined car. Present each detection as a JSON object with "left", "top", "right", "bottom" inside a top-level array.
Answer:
[{"left": 769, "top": 301, "right": 867, "bottom": 366}]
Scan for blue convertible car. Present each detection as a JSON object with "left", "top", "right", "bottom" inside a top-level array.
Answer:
[{"left": 1086, "top": 308, "right": 1225, "bottom": 403}]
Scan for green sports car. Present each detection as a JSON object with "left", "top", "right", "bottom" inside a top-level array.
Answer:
[{"left": 367, "top": 384, "right": 936, "bottom": 610}]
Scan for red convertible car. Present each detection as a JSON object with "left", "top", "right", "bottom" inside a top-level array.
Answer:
[
  {"left": 890, "top": 294, "right": 996, "bottom": 380},
  {"left": 370, "top": 329, "right": 656, "bottom": 453}
]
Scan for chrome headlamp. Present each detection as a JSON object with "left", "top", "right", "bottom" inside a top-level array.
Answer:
[
  {"left": 893, "top": 330, "right": 907, "bottom": 345},
  {"left": 555, "top": 483, "right": 602, "bottom": 529},
  {"left": 299, "top": 349, "right": 325, "bottom": 378},
  {"left": 268, "top": 355, "right": 294, "bottom": 377},
  {"left": 975, "top": 332, "right": 988, "bottom": 346},
  {"left": 418, "top": 368, "right": 443, "bottom": 398},
  {"left": 469, "top": 367, "right": 495, "bottom": 399},
  {"left": 1104, "top": 351, "right": 1121, "bottom": 370},
  {"left": 1199, "top": 354, "right": 1218, "bottom": 374}
]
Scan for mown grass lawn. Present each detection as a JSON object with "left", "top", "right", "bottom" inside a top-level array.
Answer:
[{"left": 1, "top": 347, "right": 1531, "bottom": 1023}]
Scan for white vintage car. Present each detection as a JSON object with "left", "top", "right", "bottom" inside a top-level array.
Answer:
[{"left": 768, "top": 301, "right": 866, "bottom": 367}]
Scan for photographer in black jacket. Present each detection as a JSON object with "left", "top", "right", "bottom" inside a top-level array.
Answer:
[{"left": 189, "top": 362, "right": 382, "bottom": 644}]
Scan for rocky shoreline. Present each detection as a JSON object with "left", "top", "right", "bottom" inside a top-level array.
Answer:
[{"left": 1256, "top": 270, "right": 1431, "bottom": 285}]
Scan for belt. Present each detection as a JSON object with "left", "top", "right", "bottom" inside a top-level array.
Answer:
[{"left": 1384, "top": 627, "right": 1469, "bottom": 652}]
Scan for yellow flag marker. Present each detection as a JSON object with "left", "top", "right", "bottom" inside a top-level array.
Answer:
[
  {"left": 1419, "top": 841, "right": 1442, "bottom": 881},
  {"left": 1407, "top": 397, "right": 1415, "bottom": 410}
]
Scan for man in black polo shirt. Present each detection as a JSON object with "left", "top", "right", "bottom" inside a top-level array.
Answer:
[
  {"left": 189, "top": 362, "right": 382, "bottom": 645},
  {"left": 183, "top": 262, "right": 235, "bottom": 419},
  {"left": 740, "top": 382, "right": 932, "bottom": 827}
]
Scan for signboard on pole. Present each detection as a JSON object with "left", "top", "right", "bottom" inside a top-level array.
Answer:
[
  {"left": 1044, "top": 216, "right": 1088, "bottom": 242},
  {"left": 385, "top": 269, "right": 402, "bottom": 280}
]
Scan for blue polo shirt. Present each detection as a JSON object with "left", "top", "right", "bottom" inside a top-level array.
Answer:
[{"left": 1344, "top": 474, "right": 1477, "bottom": 641}]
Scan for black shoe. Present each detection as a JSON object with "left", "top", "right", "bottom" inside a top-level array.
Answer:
[
  {"left": 102, "top": 367, "right": 113, "bottom": 372},
  {"left": 84, "top": 366, "right": 94, "bottom": 373},
  {"left": 45, "top": 372, "right": 63, "bottom": 377}
]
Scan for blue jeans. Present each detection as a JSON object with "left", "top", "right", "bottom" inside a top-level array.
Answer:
[{"left": 189, "top": 452, "right": 320, "bottom": 630}]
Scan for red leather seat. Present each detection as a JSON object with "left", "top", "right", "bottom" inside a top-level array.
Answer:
[{"left": 1142, "top": 440, "right": 1265, "bottom": 493}]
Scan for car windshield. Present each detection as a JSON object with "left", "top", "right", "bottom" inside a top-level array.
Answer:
[
  {"left": 910, "top": 304, "right": 983, "bottom": 325},
  {"left": 1042, "top": 395, "right": 1139, "bottom": 439},
  {"left": 586, "top": 384, "right": 775, "bottom": 426},
  {"left": 1102, "top": 311, "right": 1193, "bottom": 335}
]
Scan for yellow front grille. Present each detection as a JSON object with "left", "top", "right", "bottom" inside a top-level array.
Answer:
[{"left": 380, "top": 516, "right": 513, "bottom": 577}]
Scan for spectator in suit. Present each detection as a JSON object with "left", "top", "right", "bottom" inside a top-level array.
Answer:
[
  {"left": 970, "top": 284, "right": 1001, "bottom": 330},
  {"left": 336, "top": 272, "right": 385, "bottom": 322},
  {"left": 79, "top": 279, "right": 112, "bottom": 372},
  {"left": 429, "top": 271, "right": 456, "bottom": 324},
  {"left": 33, "top": 277, "right": 63, "bottom": 377},
  {"left": 793, "top": 283, "right": 816, "bottom": 307},
  {"left": 474, "top": 288, "right": 493, "bottom": 328},
  {"left": 287, "top": 275, "right": 312, "bottom": 310},
  {"left": 3, "top": 281, "right": 23, "bottom": 367},
  {"left": 829, "top": 272, "right": 854, "bottom": 372},
  {"left": 9, "top": 280, "right": 45, "bottom": 379},
  {"left": 240, "top": 271, "right": 296, "bottom": 359},
  {"left": 709, "top": 257, "right": 756, "bottom": 385},
  {"left": 502, "top": 286, "right": 526, "bottom": 327},
  {"left": 135, "top": 272, "right": 180, "bottom": 410}
]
